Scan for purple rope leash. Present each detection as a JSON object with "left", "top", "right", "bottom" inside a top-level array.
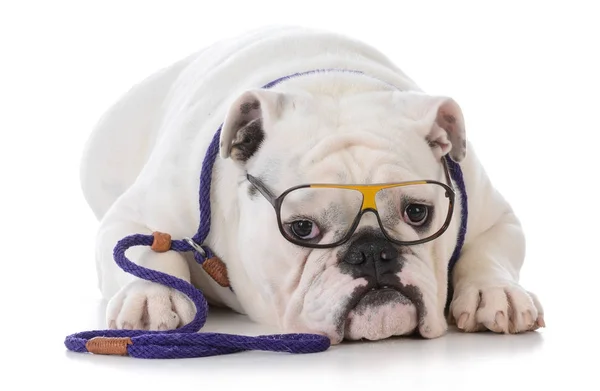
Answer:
[
  {"left": 64, "top": 236, "right": 328, "bottom": 358},
  {"left": 64, "top": 68, "right": 467, "bottom": 358},
  {"left": 444, "top": 156, "right": 468, "bottom": 312},
  {"left": 64, "top": 125, "right": 330, "bottom": 359}
]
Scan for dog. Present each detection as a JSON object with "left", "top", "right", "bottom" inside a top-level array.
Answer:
[{"left": 80, "top": 26, "right": 544, "bottom": 344}]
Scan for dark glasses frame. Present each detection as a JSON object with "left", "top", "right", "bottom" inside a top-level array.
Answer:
[{"left": 247, "top": 157, "right": 456, "bottom": 248}]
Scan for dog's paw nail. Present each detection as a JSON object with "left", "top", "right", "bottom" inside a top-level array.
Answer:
[
  {"left": 108, "top": 320, "right": 117, "bottom": 329},
  {"left": 523, "top": 310, "right": 534, "bottom": 328},
  {"left": 494, "top": 311, "right": 508, "bottom": 333},
  {"left": 494, "top": 311, "right": 504, "bottom": 324},
  {"left": 536, "top": 316, "right": 546, "bottom": 328},
  {"left": 457, "top": 313, "right": 469, "bottom": 329},
  {"left": 157, "top": 323, "right": 169, "bottom": 331},
  {"left": 122, "top": 322, "right": 134, "bottom": 330}
]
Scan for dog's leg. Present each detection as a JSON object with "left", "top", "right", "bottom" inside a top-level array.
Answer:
[
  {"left": 96, "top": 208, "right": 196, "bottom": 331},
  {"left": 448, "top": 209, "right": 545, "bottom": 333}
]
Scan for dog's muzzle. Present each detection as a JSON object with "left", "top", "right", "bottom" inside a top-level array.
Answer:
[{"left": 339, "top": 232, "right": 419, "bottom": 340}]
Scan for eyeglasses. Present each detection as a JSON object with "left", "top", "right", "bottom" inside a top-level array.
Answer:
[{"left": 247, "top": 158, "right": 456, "bottom": 249}]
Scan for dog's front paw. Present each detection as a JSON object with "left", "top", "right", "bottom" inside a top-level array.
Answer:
[
  {"left": 106, "top": 280, "right": 197, "bottom": 331},
  {"left": 449, "top": 281, "right": 544, "bottom": 334}
]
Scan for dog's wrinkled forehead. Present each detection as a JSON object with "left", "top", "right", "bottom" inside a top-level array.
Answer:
[{"left": 219, "top": 80, "right": 466, "bottom": 192}]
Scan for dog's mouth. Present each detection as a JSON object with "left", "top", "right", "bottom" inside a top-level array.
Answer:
[
  {"left": 345, "top": 284, "right": 414, "bottom": 312},
  {"left": 346, "top": 285, "right": 414, "bottom": 315},
  {"left": 354, "top": 286, "right": 411, "bottom": 307},
  {"left": 340, "top": 285, "right": 420, "bottom": 341}
]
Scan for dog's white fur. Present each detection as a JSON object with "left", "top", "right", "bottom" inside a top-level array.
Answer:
[{"left": 81, "top": 26, "right": 544, "bottom": 343}]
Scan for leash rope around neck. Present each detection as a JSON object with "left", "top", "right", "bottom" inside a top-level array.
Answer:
[{"left": 63, "top": 69, "right": 467, "bottom": 359}]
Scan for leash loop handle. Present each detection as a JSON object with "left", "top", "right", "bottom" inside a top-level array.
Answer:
[{"left": 63, "top": 234, "right": 331, "bottom": 358}]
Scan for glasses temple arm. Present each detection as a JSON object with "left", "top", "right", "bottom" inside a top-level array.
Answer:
[
  {"left": 442, "top": 157, "right": 455, "bottom": 191},
  {"left": 246, "top": 174, "right": 278, "bottom": 207}
]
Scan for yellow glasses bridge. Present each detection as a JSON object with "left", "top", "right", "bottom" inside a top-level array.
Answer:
[{"left": 310, "top": 181, "right": 429, "bottom": 211}]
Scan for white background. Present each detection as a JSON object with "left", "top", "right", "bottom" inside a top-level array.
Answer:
[{"left": 1, "top": 1, "right": 598, "bottom": 390}]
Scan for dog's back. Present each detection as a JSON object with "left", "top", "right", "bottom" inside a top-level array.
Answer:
[{"left": 79, "top": 26, "right": 416, "bottom": 221}]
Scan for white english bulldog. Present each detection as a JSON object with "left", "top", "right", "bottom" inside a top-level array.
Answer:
[{"left": 80, "top": 26, "right": 544, "bottom": 344}]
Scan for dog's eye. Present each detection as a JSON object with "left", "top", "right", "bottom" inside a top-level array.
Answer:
[
  {"left": 290, "top": 220, "right": 320, "bottom": 240},
  {"left": 404, "top": 204, "right": 429, "bottom": 225}
]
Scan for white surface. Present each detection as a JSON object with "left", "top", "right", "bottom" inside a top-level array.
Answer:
[{"left": 1, "top": 1, "right": 598, "bottom": 390}]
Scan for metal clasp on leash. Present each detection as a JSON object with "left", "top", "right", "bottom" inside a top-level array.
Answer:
[
  {"left": 183, "top": 237, "right": 207, "bottom": 258},
  {"left": 183, "top": 237, "right": 230, "bottom": 288}
]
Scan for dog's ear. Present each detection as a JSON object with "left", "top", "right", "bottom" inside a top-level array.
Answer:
[
  {"left": 219, "top": 89, "right": 285, "bottom": 163},
  {"left": 398, "top": 92, "right": 467, "bottom": 162}
]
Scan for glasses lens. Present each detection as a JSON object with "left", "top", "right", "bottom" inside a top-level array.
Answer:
[
  {"left": 375, "top": 183, "right": 451, "bottom": 243},
  {"left": 279, "top": 187, "right": 363, "bottom": 245}
]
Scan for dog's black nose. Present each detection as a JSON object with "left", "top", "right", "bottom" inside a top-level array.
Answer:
[
  {"left": 341, "top": 233, "right": 400, "bottom": 280},
  {"left": 344, "top": 239, "right": 398, "bottom": 265}
]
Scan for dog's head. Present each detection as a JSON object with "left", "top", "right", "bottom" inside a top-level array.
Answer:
[{"left": 219, "top": 72, "right": 466, "bottom": 344}]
